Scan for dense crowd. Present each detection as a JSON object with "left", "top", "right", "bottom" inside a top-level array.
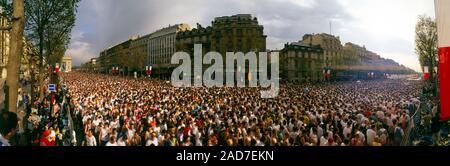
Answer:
[
  {"left": 60, "top": 72, "right": 420, "bottom": 146},
  {"left": 1, "top": 76, "right": 76, "bottom": 146}
]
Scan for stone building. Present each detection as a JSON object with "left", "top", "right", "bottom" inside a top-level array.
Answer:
[
  {"left": 300, "top": 33, "right": 344, "bottom": 68},
  {"left": 61, "top": 56, "right": 72, "bottom": 72},
  {"left": 98, "top": 38, "right": 133, "bottom": 74},
  {"left": 177, "top": 14, "right": 266, "bottom": 55},
  {"left": 99, "top": 24, "right": 191, "bottom": 78},
  {"left": 280, "top": 42, "right": 325, "bottom": 83},
  {"left": 1, "top": 14, "right": 9, "bottom": 78},
  {"left": 176, "top": 14, "right": 267, "bottom": 81},
  {"left": 1, "top": 13, "right": 34, "bottom": 79}
]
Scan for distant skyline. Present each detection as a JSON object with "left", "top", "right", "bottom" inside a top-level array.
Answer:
[{"left": 66, "top": 0, "right": 435, "bottom": 72}]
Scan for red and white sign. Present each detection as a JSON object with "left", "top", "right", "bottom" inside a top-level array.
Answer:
[
  {"left": 149, "top": 66, "right": 152, "bottom": 76},
  {"left": 423, "top": 66, "right": 429, "bottom": 81},
  {"left": 55, "top": 63, "right": 60, "bottom": 74},
  {"left": 435, "top": 0, "right": 450, "bottom": 121}
]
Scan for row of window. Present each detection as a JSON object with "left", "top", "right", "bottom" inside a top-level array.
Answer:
[
  {"left": 286, "top": 51, "right": 322, "bottom": 59},
  {"left": 128, "top": 34, "right": 177, "bottom": 65}
]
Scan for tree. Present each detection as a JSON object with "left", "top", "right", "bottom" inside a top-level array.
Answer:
[
  {"left": 415, "top": 15, "right": 438, "bottom": 81},
  {"left": 0, "top": 0, "right": 25, "bottom": 113},
  {"left": 24, "top": 0, "right": 80, "bottom": 100}
]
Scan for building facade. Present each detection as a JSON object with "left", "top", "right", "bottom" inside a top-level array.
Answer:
[
  {"left": 177, "top": 14, "right": 266, "bottom": 55},
  {"left": 280, "top": 42, "right": 325, "bottom": 83},
  {"left": 99, "top": 24, "right": 191, "bottom": 78},
  {"left": 61, "top": 56, "right": 72, "bottom": 72},
  {"left": 1, "top": 14, "right": 9, "bottom": 78},
  {"left": 210, "top": 14, "right": 266, "bottom": 54},
  {"left": 176, "top": 14, "right": 267, "bottom": 81},
  {"left": 98, "top": 38, "right": 133, "bottom": 74},
  {"left": 1, "top": 14, "right": 34, "bottom": 79},
  {"left": 300, "top": 33, "right": 344, "bottom": 68},
  {"left": 342, "top": 42, "right": 405, "bottom": 70},
  {"left": 336, "top": 42, "right": 414, "bottom": 80}
]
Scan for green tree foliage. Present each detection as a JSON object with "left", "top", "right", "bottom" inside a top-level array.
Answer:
[
  {"left": 23, "top": 0, "right": 80, "bottom": 97},
  {"left": 415, "top": 15, "right": 438, "bottom": 79}
]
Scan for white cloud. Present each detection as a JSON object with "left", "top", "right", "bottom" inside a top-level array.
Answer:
[
  {"left": 380, "top": 52, "right": 421, "bottom": 72},
  {"left": 65, "top": 31, "right": 96, "bottom": 66},
  {"left": 335, "top": 0, "right": 435, "bottom": 72}
]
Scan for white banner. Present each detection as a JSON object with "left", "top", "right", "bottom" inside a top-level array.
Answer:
[
  {"left": 435, "top": 0, "right": 450, "bottom": 47},
  {"left": 424, "top": 66, "right": 429, "bottom": 73}
]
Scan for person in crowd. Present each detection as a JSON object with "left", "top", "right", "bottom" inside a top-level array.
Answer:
[
  {"left": 106, "top": 136, "right": 118, "bottom": 146},
  {"left": 84, "top": 129, "right": 97, "bottom": 146},
  {"left": 0, "top": 111, "right": 19, "bottom": 146},
  {"left": 26, "top": 71, "right": 422, "bottom": 147}
]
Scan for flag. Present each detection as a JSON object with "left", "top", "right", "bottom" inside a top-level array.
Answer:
[
  {"left": 149, "top": 65, "right": 152, "bottom": 76},
  {"left": 423, "top": 66, "right": 429, "bottom": 81},
  {"left": 436, "top": 0, "right": 450, "bottom": 121},
  {"left": 55, "top": 64, "right": 60, "bottom": 74}
]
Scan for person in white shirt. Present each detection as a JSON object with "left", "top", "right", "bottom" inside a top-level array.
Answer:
[
  {"left": 106, "top": 136, "right": 118, "bottom": 146},
  {"left": 117, "top": 136, "right": 127, "bottom": 146},
  {"left": 98, "top": 123, "right": 109, "bottom": 146},
  {"left": 110, "top": 119, "right": 119, "bottom": 129},
  {"left": 85, "top": 130, "right": 97, "bottom": 146},
  {"left": 366, "top": 125, "right": 377, "bottom": 146},
  {"left": 320, "top": 136, "right": 328, "bottom": 146},
  {"left": 145, "top": 132, "right": 159, "bottom": 146},
  {"left": 343, "top": 122, "right": 352, "bottom": 140},
  {"left": 317, "top": 124, "right": 323, "bottom": 140}
]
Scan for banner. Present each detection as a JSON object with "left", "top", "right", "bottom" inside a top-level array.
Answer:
[
  {"left": 149, "top": 66, "right": 152, "bottom": 76},
  {"left": 423, "top": 66, "right": 429, "bottom": 81},
  {"left": 435, "top": 0, "right": 450, "bottom": 121}
]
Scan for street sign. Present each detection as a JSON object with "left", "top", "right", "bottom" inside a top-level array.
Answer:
[{"left": 48, "top": 84, "right": 56, "bottom": 92}]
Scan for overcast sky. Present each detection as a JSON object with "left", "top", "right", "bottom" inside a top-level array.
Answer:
[{"left": 65, "top": 0, "right": 435, "bottom": 72}]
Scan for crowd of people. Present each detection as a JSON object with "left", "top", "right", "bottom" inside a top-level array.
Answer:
[
  {"left": 60, "top": 72, "right": 421, "bottom": 146},
  {"left": 1, "top": 77, "right": 77, "bottom": 146}
]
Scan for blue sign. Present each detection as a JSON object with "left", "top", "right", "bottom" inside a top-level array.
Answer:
[{"left": 48, "top": 84, "right": 56, "bottom": 92}]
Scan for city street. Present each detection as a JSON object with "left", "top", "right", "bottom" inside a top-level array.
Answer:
[{"left": 55, "top": 71, "right": 425, "bottom": 146}]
